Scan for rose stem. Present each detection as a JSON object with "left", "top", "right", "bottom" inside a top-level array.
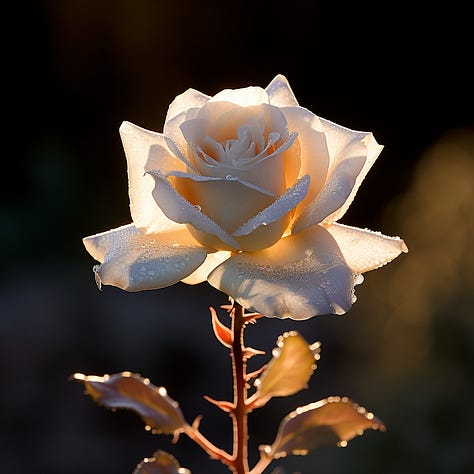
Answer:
[{"left": 230, "top": 302, "right": 250, "bottom": 473}]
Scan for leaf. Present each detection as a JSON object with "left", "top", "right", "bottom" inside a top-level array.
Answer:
[
  {"left": 261, "top": 396, "right": 386, "bottom": 459},
  {"left": 73, "top": 372, "right": 188, "bottom": 435},
  {"left": 133, "top": 450, "right": 191, "bottom": 474},
  {"left": 250, "top": 331, "right": 320, "bottom": 408}
]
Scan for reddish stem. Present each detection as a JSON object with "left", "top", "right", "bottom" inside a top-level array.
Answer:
[{"left": 230, "top": 302, "right": 249, "bottom": 473}]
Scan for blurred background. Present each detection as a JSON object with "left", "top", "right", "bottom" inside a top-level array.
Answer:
[{"left": 1, "top": 1, "right": 473, "bottom": 473}]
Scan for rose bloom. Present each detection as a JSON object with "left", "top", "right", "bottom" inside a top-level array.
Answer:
[{"left": 84, "top": 74, "right": 407, "bottom": 320}]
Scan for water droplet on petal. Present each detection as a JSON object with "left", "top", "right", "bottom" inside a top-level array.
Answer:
[
  {"left": 194, "top": 204, "right": 202, "bottom": 212},
  {"left": 354, "top": 274, "right": 364, "bottom": 285},
  {"left": 92, "top": 265, "right": 102, "bottom": 290}
]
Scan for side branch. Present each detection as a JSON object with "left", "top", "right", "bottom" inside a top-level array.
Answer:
[{"left": 184, "top": 424, "right": 233, "bottom": 466}]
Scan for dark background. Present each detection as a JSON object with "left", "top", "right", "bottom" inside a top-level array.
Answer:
[{"left": 1, "top": 1, "right": 473, "bottom": 473}]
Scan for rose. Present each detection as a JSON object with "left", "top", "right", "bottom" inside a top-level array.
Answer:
[{"left": 84, "top": 74, "right": 407, "bottom": 320}]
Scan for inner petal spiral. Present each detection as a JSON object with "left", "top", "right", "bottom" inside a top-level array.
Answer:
[{"left": 200, "top": 120, "right": 282, "bottom": 168}]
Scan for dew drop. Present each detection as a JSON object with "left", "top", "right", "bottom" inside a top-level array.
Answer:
[
  {"left": 158, "top": 387, "right": 168, "bottom": 396},
  {"left": 92, "top": 265, "right": 102, "bottom": 290},
  {"left": 338, "top": 440, "right": 348, "bottom": 448},
  {"left": 354, "top": 274, "right": 364, "bottom": 285},
  {"left": 260, "top": 445, "right": 272, "bottom": 455},
  {"left": 194, "top": 204, "right": 202, "bottom": 212},
  {"left": 225, "top": 174, "right": 233, "bottom": 180}
]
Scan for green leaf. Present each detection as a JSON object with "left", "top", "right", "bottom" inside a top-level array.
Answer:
[
  {"left": 73, "top": 372, "right": 188, "bottom": 435},
  {"left": 250, "top": 331, "right": 320, "bottom": 408},
  {"left": 261, "top": 396, "right": 385, "bottom": 459},
  {"left": 133, "top": 450, "right": 191, "bottom": 473}
]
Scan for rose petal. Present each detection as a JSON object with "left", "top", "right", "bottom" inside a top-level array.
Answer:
[
  {"left": 280, "top": 107, "right": 330, "bottom": 209},
  {"left": 233, "top": 175, "right": 310, "bottom": 237},
  {"left": 266, "top": 74, "right": 299, "bottom": 107},
  {"left": 292, "top": 118, "right": 382, "bottom": 233},
  {"left": 186, "top": 133, "right": 298, "bottom": 198},
  {"left": 325, "top": 223, "right": 408, "bottom": 273},
  {"left": 163, "top": 109, "right": 203, "bottom": 166},
  {"left": 179, "top": 102, "right": 296, "bottom": 197},
  {"left": 292, "top": 154, "right": 366, "bottom": 233},
  {"left": 148, "top": 171, "right": 241, "bottom": 250},
  {"left": 208, "top": 225, "right": 354, "bottom": 320},
  {"left": 168, "top": 171, "right": 275, "bottom": 195},
  {"left": 187, "top": 101, "right": 288, "bottom": 147},
  {"left": 83, "top": 224, "right": 208, "bottom": 291},
  {"left": 119, "top": 121, "right": 185, "bottom": 234},
  {"left": 165, "top": 87, "right": 210, "bottom": 124},
  {"left": 321, "top": 123, "right": 383, "bottom": 224},
  {"left": 171, "top": 174, "right": 275, "bottom": 233},
  {"left": 181, "top": 250, "right": 232, "bottom": 285},
  {"left": 209, "top": 86, "right": 269, "bottom": 106}
]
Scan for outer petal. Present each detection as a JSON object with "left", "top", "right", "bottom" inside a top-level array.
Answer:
[
  {"left": 325, "top": 223, "right": 408, "bottom": 273},
  {"left": 83, "top": 224, "right": 208, "bottom": 291},
  {"left": 120, "top": 121, "right": 185, "bottom": 233},
  {"left": 281, "top": 106, "right": 330, "bottom": 209},
  {"left": 292, "top": 154, "right": 366, "bottom": 232},
  {"left": 181, "top": 250, "right": 232, "bottom": 285},
  {"left": 209, "top": 86, "right": 269, "bottom": 106},
  {"left": 292, "top": 117, "right": 382, "bottom": 233},
  {"left": 322, "top": 123, "right": 383, "bottom": 224},
  {"left": 208, "top": 225, "right": 355, "bottom": 320},
  {"left": 165, "top": 87, "right": 210, "bottom": 124},
  {"left": 266, "top": 74, "right": 299, "bottom": 107},
  {"left": 164, "top": 108, "right": 203, "bottom": 162}
]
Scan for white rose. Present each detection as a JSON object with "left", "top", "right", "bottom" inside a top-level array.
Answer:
[{"left": 84, "top": 74, "right": 407, "bottom": 320}]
